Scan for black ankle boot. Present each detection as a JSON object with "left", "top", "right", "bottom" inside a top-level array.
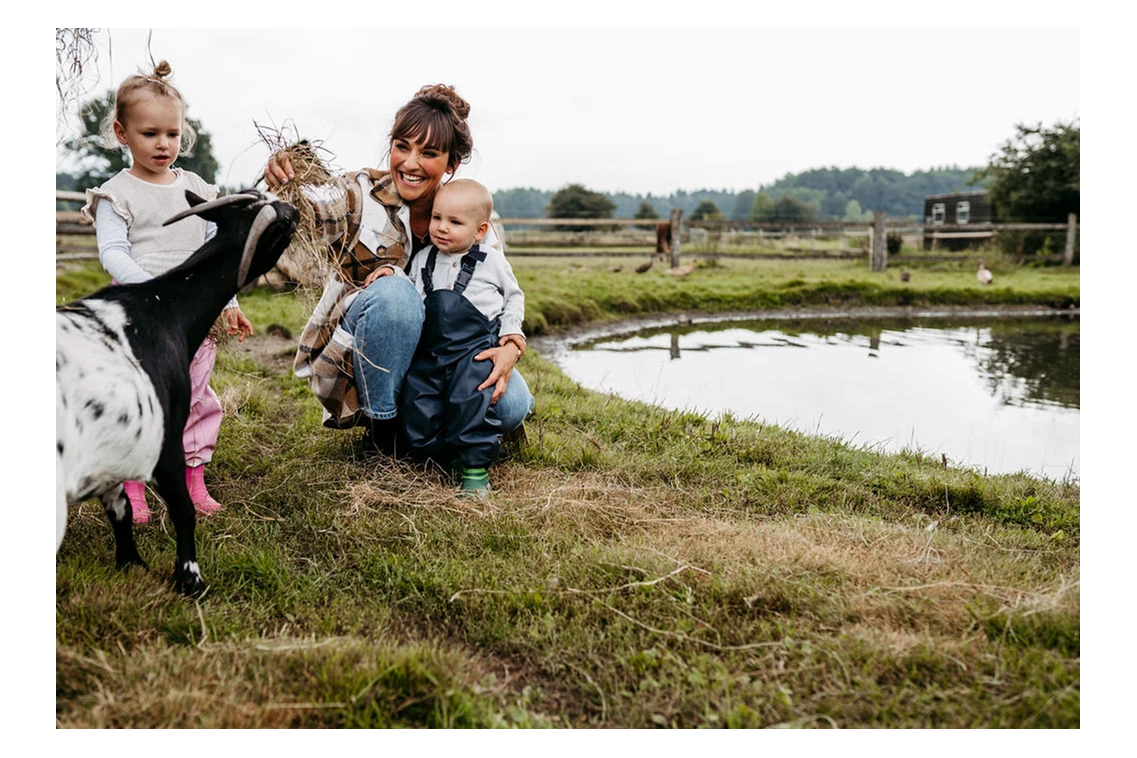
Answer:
[{"left": 361, "top": 417, "right": 400, "bottom": 457}]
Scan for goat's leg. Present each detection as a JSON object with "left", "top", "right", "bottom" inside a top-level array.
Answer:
[
  {"left": 99, "top": 484, "right": 148, "bottom": 570},
  {"left": 152, "top": 452, "right": 206, "bottom": 597}
]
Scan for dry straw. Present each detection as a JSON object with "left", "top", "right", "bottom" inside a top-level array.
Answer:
[
  {"left": 209, "top": 125, "right": 340, "bottom": 347},
  {"left": 253, "top": 122, "right": 342, "bottom": 290}
]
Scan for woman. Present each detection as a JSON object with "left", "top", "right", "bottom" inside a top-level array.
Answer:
[{"left": 264, "top": 84, "right": 533, "bottom": 455}]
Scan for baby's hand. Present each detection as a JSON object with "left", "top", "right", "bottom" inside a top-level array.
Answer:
[{"left": 224, "top": 307, "right": 254, "bottom": 342}]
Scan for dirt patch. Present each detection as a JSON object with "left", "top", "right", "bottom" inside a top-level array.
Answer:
[{"left": 222, "top": 323, "right": 298, "bottom": 375}]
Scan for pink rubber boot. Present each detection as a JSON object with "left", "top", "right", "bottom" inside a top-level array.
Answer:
[
  {"left": 123, "top": 480, "right": 151, "bottom": 524},
  {"left": 186, "top": 465, "right": 222, "bottom": 516}
]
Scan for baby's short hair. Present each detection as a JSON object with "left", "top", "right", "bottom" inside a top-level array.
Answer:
[{"left": 438, "top": 178, "right": 493, "bottom": 222}]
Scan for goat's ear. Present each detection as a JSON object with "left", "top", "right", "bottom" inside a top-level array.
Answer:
[{"left": 184, "top": 190, "right": 208, "bottom": 209}]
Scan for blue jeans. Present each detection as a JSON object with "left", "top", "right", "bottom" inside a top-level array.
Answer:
[{"left": 345, "top": 275, "right": 534, "bottom": 431}]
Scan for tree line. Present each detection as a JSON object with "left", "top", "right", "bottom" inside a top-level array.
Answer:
[
  {"left": 507, "top": 120, "right": 1078, "bottom": 258},
  {"left": 497, "top": 165, "right": 986, "bottom": 224}
]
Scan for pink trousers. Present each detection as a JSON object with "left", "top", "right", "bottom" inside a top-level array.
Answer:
[
  {"left": 184, "top": 338, "right": 223, "bottom": 467},
  {"left": 112, "top": 280, "right": 222, "bottom": 467}
]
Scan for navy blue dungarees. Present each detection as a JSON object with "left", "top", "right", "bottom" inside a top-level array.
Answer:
[{"left": 400, "top": 244, "right": 503, "bottom": 468}]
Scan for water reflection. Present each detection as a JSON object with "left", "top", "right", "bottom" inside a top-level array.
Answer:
[{"left": 556, "top": 314, "right": 1079, "bottom": 480}]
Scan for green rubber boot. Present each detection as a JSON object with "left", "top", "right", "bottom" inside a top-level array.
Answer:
[{"left": 459, "top": 467, "right": 491, "bottom": 497}]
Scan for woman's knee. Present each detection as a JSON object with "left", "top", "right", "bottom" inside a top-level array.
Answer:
[
  {"left": 497, "top": 371, "right": 535, "bottom": 431},
  {"left": 348, "top": 276, "right": 424, "bottom": 335}
]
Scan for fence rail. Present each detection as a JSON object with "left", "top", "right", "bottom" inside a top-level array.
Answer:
[{"left": 56, "top": 191, "right": 1078, "bottom": 267}]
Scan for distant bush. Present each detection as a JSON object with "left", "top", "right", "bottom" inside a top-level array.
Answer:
[{"left": 887, "top": 233, "right": 903, "bottom": 255}]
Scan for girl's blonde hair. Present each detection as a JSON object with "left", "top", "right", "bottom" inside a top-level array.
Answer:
[{"left": 98, "top": 60, "right": 198, "bottom": 154}]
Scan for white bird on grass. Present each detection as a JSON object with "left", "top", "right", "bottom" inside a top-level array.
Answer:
[
  {"left": 976, "top": 259, "right": 994, "bottom": 285},
  {"left": 666, "top": 258, "right": 697, "bottom": 277}
]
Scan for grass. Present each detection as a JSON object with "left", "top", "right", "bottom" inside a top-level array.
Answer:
[{"left": 55, "top": 252, "right": 1080, "bottom": 728}]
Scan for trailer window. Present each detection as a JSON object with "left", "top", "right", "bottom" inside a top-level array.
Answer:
[
  {"left": 956, "top": 201, "right": 970, "bottom": 225},
  {"left": 931, "top": 203, "right": 945, "bottom": 224}
]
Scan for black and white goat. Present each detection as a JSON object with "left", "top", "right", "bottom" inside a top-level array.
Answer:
[{"left": 56, "top": 189, "right": 299, "bottom": 596}]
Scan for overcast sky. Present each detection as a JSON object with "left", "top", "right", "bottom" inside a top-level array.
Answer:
[{"left": 55, "top": 26, "right": 1080, "bottom": 197}]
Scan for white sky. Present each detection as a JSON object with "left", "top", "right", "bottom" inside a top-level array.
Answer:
[{"left": 54, "top": 26, "right": 1080, "bottom": 196}]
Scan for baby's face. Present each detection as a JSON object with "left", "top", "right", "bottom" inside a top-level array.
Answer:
[{"left": 429, "top": 188, "right": 488, "bottom": 254}]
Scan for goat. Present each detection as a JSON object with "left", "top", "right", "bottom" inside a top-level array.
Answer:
[{"left": 56, "top": 190, "right": 299, "bottom": 596}]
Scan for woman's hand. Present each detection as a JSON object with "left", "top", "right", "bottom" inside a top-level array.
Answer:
[
  {"left": 475, "top": 342, "right": 522, "bottom": 403},
  {"left": 263, "top": 151, "right": 295, "bottom": 189},
  {"left": 362, "top": 266, "right": 397, "bottom": 288}
]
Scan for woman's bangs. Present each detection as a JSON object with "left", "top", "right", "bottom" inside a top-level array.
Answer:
[{"left": 396, "top": 111, "right": 453, "bottom": 153}]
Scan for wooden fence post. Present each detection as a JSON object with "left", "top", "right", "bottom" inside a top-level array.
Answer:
[
  {"left": 669, "top": 209, "right": 683, "bottom": 268},
  {"left": 1064, "top": 212, "right": 1077, "bottom": 266},
  {"left": 870, "top": 211, "right": 888, "bottom": 271}
]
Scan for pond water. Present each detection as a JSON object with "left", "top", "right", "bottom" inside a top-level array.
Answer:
[{"left": 544, "top": 311, "right": 1080, "bottom": 480}]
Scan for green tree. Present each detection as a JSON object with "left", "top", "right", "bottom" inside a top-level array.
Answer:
[
  {"left": 689, "top": 199, "right": 724, "bottom": 222},
  {"left": 494, "top": 187, "right": 552, "bottom": 219},
  {"left": 843, "top": 199, "right": 871, "bottom": 222},
  {"left": 749, "top": 191, "right": 775, "bottom": 222},
  {"left": 547, "top": 183, "right": 615, "bottom": 231},
  {"left": 975, "top": 120, "right": 1079, "bottom": 223},
  {"left": 973, "top": 119, "right": 1079, "bottom": 256},
  {"left": 63, "top": 90, "right": 220, "bottom": 191},
  {"left": 773, "top": 195, "right": 817, "bottom": 222},
  {"left": 633, "top": 200, "right": 659, "bottom": 230},
  {"left": 730, "top": 190, "right": 756, "bottom": 221}
]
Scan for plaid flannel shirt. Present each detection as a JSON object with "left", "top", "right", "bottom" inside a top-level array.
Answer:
[{"left": 293, "top": 169, "right": 409, "bottom": 428}]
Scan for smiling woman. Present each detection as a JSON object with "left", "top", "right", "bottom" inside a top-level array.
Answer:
[{"left": 262, "top": 84, "right": 534, "bottom": 457}]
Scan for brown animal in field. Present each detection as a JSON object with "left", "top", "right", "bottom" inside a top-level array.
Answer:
[
  {"left": 655, "top": 222, "right": 671, "bottom": 254},
  {"left": 635, "top": 259, "right": 653, "bottom": 274},
  {"left": 900, "top": 269, "right": 911, "bottom": 282}
]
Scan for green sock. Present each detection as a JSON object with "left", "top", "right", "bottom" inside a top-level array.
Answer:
[{"left": 460, "top": 467, "right": 490, "bottom": 491}]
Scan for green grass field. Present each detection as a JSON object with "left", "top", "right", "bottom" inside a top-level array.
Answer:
[{"left": 55, "top": 253, "right": 1079, "bottom": 728}]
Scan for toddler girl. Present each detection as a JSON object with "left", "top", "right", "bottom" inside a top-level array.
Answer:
[{"left": 82, "top": 60, "right": 253, "bottom": 524}]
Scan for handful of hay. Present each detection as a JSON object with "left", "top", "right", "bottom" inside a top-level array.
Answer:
[{"left": 254, "top": 123, "right": 344, "bottom": 289}]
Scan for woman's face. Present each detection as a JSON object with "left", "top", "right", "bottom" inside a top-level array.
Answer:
[{"left": 389, "top": 132, "right": 452, "bottom": 206}]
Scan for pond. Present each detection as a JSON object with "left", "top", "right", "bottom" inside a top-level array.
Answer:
[{"left": 539, "top": 310, "right": 1080, "bottom": 481}]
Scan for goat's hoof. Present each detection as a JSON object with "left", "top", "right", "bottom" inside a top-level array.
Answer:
[
  {"left": 173, "top": 562, "right": 207, "bottom": 598},
  {"left": 174, "top": 575, "right": 208, "bottom": 599}
]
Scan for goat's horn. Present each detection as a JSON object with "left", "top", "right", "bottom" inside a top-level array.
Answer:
[{"left": 163, "top": 193, "right": 260, "bottom": 226}]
